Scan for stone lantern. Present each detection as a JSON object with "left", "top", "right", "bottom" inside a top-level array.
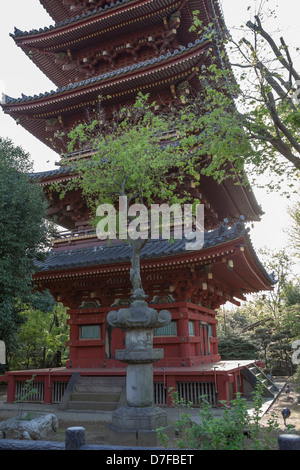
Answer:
[{"left": 106, "top": 288, "right": 171, "bottom": 446}]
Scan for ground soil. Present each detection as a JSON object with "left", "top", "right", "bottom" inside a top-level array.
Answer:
[
  {"left": 0, "top": 379, "right": 299, "bottom": 449},
  {"left": 259, "top": 380, "right": 300, "bottom": 444}
]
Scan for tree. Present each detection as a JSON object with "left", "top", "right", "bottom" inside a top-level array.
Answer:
[
  {"left": 0, "top": 137, "right": 50, "bottom": 355},
  {"left": 288, "top": 199, "right": 300, "bottom": 257},
  {"left": 9, "top": 302, "right": 69, "bottom": 371},
  {"left": 186, "top": 4, "right": 300, "bottom": 192},
  {"left": 236, "top": 248, "right": 300, "bottom": 373},
  {"left": 56, "top": 93, "right": 203, "bottom": 297},
  {"left": 217, "top": 310, "right": 259, "bottom": 360}
]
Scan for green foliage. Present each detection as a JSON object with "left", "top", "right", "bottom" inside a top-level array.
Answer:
[
  {"left": 218, "top": 332, "right": 259, "bottom": 360},
  {"left": 9, "top": 302, "right": 69, "bottom": 371},
  {"left": 288, "top": 199, "right": 300, "bottom": 257},
  {"left": 55, "top": 93, "right": 205, "bottom": 293},
  {"left": 231, "top": 248, "right": 300, "bottom": 374},
  {"left": 217, "top": 310, "right": 259, "bottom": 360},
  {"left": 0, "top": 137, "right": 50, "bottom": 353},
  {"left": 58, "top": 93, "right": 201, "bottom": 215},
  {"left": 158, "top": 384, "right": 281, "bottom": 450},
  {"left": 14, "top": 375, "right": 39, "bottom": 420},
  {"left": 292, "top": 366, "right": 300, "bottom": 395},
  {"left": 188, "top": 9, "right": 300, "bottom": 194}
]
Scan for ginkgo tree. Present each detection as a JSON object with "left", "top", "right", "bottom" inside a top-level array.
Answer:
[{"left": 56, "top": 93, "right": 203, "bottom": 298}]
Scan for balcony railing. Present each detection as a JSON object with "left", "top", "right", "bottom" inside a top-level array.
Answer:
[{"left": 52, "top": 226, "right": 97, "bottom": 245}]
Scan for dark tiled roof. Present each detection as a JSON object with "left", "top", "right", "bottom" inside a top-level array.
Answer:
[
  {"left": 34, "top": 217, "right": 276, "bottom": 285},
  {"left": 3, "top": 39, "right": 206, "bottom": 105},
  {"left": 12, "top": 0, "right": 139, "bottom": 38},
  {"left": 29, "top": 167, "right": 71, "bottom": 180}
]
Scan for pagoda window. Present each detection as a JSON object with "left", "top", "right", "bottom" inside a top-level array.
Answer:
[
  {"left": 154, "top": 321, "right": 176, "bottom": 337},
  {"left": 200, "top": 322, "right": 211, "bottom": 356},
  {"left": 80, "top": 324, "right": 101, "bottom": 340},
  {"left": 188, "top": 321, "right": 195, "bottom": 336}
]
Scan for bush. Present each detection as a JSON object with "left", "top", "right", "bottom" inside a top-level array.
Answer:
[{"left": 158, "top": 384, "right": 282, "bottom": 450}]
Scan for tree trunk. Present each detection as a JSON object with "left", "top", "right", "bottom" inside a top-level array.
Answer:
[{"left": 129, "top": 238, "right": 147, "bottom": 296}]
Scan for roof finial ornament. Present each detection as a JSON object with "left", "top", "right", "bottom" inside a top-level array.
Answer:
[
  {"left": 218, "top": 217, "right": 228, "bottom": 236},
  {"left": 236, "top": 215, "right": 246, "bottom": 233}
]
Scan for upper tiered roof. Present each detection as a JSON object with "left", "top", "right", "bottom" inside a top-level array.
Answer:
[
  {"left": 2, "top": 39, "right": 210, "bottom": 153},
  {"left": 2, "top": 0, "right": 264, "bottom": 225},
  {"left": 38, "top": 0, "right": 224, "bottom": 31},
  {"left": 13, "top": 0, "right": 188, "bottom": 88}
]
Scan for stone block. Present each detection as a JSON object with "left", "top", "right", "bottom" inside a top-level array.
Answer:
[
  {"left": 105, "top": 425, "right": 160, "bottom": 447},
  {"left": 111, "top": 406, "right": 168, "bottom": 431}
]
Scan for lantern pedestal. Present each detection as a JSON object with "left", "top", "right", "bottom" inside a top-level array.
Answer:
[{"left": 105, "top": 290, "right": 171, "bottom": 446}]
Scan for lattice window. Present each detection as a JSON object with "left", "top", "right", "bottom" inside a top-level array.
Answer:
[
  {"left": 154, "top": 321, "right": 176, "bottom": 337},
  {"left": 188, "top": 320, "right": 195, "bottom": 336},
  {"left": 80, "top": 324, "right": 101, "bottom": 339}
]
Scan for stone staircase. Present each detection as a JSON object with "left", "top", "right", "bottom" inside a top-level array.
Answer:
[
  {"left": 242, "top": 364, "right": 280, "bottom": 398},
  {"left": 59, "top": 375, "right": 126, "bottom": 411}
]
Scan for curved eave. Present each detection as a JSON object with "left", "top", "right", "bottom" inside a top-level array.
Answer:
[
  {"left": 200, "top": 173, "right": 263, "bottom": 222},
  {"left": 39, "top": 0, "right": 71, "bottom": 23},
  {"left": 33, "top": 222, "right": 275, "bottom": 297},
  {"left": 38, "top": 0, "right": 224, "bottom": 28},
  {"left": 13, "top": 0, "right": 183, "bottom": 50},
  {"left": 2, "top": 40, "right": 208, "bottom": 142},
  {"left": 30, "top": 163, "right": 262, "bottom": 224},
  {"left": 29, "top": 167, "right": 76, "bottom": 188}
]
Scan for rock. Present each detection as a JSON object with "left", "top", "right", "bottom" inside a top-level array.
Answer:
[{"left": 0, "top": 413, "right": 58, "bottom": 440}]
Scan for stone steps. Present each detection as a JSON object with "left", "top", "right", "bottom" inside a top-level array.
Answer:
[
  {"left": 242, "top": 364, "right": 279, "bottom": 398},
  {"left": 69, "top": 392, "right": 121, "bottom": 402},
  {"left": 62, "top": 376, "right": 126, "bottom": 411},
  {"left": 67, "top": 400, "right": 120, "bottom": 411}
]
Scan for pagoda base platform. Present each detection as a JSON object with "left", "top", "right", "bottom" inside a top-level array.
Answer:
[{"left": 1, "top": 360, "right": 266, "bottom": 407}]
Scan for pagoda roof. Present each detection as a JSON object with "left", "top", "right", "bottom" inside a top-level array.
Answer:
[
  {"left": 30, "top": 165, "right": 263, "bottom": 223},
  {"left": 14, "top": 0, "right": 183, "bottom": 41},
  {"left": 11, "top": 0, "right": 222, "bottom": 88},
  {"left": 37, "top": 1, "right": 225, "bottom": 29},
  {"left": 2, "top": 39, "right": 209, "bottom": 148},
  {"left": 39, "top": 0, "right": 72, "bottom": 23},
  {"left": 34, "top": 217, "right": 276, "bottom": 298}
]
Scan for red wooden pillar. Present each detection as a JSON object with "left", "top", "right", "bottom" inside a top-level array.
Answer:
[
  {"left": 177, "top": 314, "right": 192, "bottom": 365},
  {"left": 43, "top": 373, "right": 52, "bottom": 403},
  {"left": 6, "top": 375, "right": 15, "bottom": 403},
  {"left": 67, "top": 323, "right": 79, "bottom": 367},
  {"left": 194, "top": 320, "right": 201, "bottom": 357}
]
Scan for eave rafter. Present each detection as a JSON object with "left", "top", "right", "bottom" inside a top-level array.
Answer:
[
  {"left": 12, "top": 0, "right": 192, "bottom": 87},
  {"left": 2, "top": 40, "right": 209, "bottom": 158},
  {"left": 13, "top": 0, "right": 184, "bottom": 50}
]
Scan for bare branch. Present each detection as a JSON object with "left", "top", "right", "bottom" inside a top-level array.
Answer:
[
  {"left": 247, "top": 16, "right": 300, "bottom": 81},
  {"left": 266, "top": 92, "right": 300, "bottom": 154}
]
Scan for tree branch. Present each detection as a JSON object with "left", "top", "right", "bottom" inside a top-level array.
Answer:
[
  {"left": 247, "top": 16, "right": 300, "bottom": 82},
  {"left": 266, "top": 91, "right": 300, "bottom": 154}
]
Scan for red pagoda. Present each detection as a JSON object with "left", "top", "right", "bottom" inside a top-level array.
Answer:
[{"left": 1, "top": 0, "right": 277, "bottom": 409}]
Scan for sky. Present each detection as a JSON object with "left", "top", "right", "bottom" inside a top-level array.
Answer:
[{"left": 0, "top": 0, "right": 299, "bottom": 275}]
